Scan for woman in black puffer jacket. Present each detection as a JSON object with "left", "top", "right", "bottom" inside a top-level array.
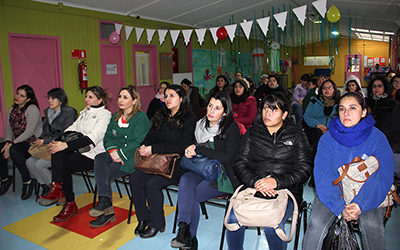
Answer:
[{"left": 226, "top": 92, "right": 312, "bottom": 250}]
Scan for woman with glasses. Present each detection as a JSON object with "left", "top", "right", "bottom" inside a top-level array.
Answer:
[
  {"left": 146, "top": 82, "right": 171, "bottom": 120},
  {"left": 304, "top": 80, "right": 340, "bottom": 187},
  {"left": 390, "top": 75, "right": 400, "bottom": 102},
  {"left": 366, "top": 76, "right": 398, "bottom": 130}
]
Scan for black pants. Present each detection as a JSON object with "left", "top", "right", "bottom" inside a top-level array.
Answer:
[
  {"left": 130, "top": 170, "right": 174, "bottom": 229},
  {"left": 51, "top": 149, "right": 93, "bottom": 202},
  {"left": 0, "top": 141, "right": 31, "bottom": 182}
]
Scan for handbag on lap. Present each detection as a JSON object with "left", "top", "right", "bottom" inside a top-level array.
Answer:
[
  {"left": 180, "top": 154, "right": 225, "bottom": 182},
  {"left": 133, "top": 149, "right": 179, "bottom": 178}
]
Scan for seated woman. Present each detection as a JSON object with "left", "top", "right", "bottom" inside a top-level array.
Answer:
[
  {"left": 226, "top": 92, "right": 312, "bottom": 250},
  {"left": 0, "top": 85, "right": 42, "bottom": 199},
  {"left": 303, "top": 92, "right": 394, "bottom": 250},
  {"left": 303, "top": 75, "right": 328, "bottom": 112},
  {"left": 146, "top": 81, "right": 170, "bottom": 120},
  {"left": 205, "top": 75, "right": 231, "bottom": 103},
  {"left": 26, "top": 88, "right": 77, "bottom": 197},
  {"left": 37, "top": 86, "right": 112, "bottom": 223},
  {"left": 171, "top": 92, "right": 241, "bottom": 250},
  {"left": 181, "top": 78, "right": 205, "bottom": 119},
  {"left": 89, "top": 85, "right": 150, "bottom": 228},
  {"left": 292, "top": 73, "right": 312, "bottom": 127},
  {"left": 342, "top": 75, "right": 365, "bottom": 97},
  {"left": 390, "top": 74, "right": 400, "bottom": 101},
  {"left": 254, "top": 75, "right": 286, "bottom": 107},
  {"left": 366, "top": 76, "right": 398, "bottom": 130},
  {"left": 130, "top": 85, "right": 197, "bottom": 238},
  {"left": 230, "top": 79, "right": 257, "bottom": 129}
]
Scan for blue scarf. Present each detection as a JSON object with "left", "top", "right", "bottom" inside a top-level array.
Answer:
[{"left": 328, "top": 113, "right": 375, "bottom": 147}]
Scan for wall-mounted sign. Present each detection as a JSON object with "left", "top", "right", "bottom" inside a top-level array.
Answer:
[
  {"left": 72, "top": 49, "right": 86, "bottom": 59},
  {"left": 106, "top": 64, "right": 117, "bottom": 75}
]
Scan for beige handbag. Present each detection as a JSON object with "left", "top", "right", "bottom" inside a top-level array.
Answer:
[
  {"left": 224, "top": 184, "right": 298, "bottom": 242},
  {"left": 28, "top": 142, "right": 51, "bottom": 161}
]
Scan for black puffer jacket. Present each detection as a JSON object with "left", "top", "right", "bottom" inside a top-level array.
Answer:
[{"left": 233, "top": 118, "right": 312, "bottom": 205}]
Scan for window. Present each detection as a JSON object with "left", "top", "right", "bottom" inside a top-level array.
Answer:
[{"left": 135, "top": 52, "right": 150, "bottom": 86}]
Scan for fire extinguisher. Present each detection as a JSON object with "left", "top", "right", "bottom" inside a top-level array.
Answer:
[{"left": 78, "top": 60, "right": 88, "bottom": 90}]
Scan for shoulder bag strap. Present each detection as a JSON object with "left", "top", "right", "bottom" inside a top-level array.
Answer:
[
  {"left": 224, "top": 184, "right": 244, "bottom": 231},
  {"left": 274, "top": 189, "right": 299, "bottom": 242}
]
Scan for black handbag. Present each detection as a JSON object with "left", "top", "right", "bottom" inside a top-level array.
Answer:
[
  {"left": 61, "top": 131, "right": 91, "bottom": 153},
  {"left": 322, "top": 216, "right": 360, "bottom": 250}
]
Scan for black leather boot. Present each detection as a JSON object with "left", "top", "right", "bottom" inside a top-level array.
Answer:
[
  {"left": 0, "top": 176, "right": 14, "bottom": 196},
  {"left": 171, "top": 221, "right": 190, "bottom": 248},
  {"left": 21, "top": 179, "right": 37, "bottom": 200},
  {"left": 89, "top": 196, "right": 113, "bottom": 217},
  {"left": 89, "top": 213, "right": 116, "bottom": 228},
  {"left": 180, "top": 236, "right": 198, "bottom": 250},
  {"left": 140, "top": 225, "right": 165, "bottom": 238},
  {"left": 134, "top": 218, "right": 150, "bottom": 235}
]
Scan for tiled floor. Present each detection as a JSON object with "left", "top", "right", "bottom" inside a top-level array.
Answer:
[{"left": 1, "top": 171, "right": 399, "bottom": 250}]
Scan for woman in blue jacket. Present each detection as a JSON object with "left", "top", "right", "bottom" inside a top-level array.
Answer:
[{"left": 303, "top": 92, "right": 393, "bottom": 250}]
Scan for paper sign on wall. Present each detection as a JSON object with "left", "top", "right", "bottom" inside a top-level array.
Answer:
[{"left": 106, "top": 64, "right": 117, "bottom": 75}]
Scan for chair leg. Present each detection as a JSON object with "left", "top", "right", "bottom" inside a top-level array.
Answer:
[
  {"left": 80, "top": 171, "right": 92, "bottom": 193},
  {"left": 200, "top": 202, "right": 209, "bottom": 219},
  {"left": 172, "top": 204, "right": 179, "bottom": 233},
  {"left": 219, "top": 198, "right": 230, "bottom": 250},
  {"left": 114, "top": 180, "right": 123, "bottom": 198},
  {"left": 293, "top": 202, "right": 305, "bottom": 250},
  {"left": 257, "top": 227, "right": 261, "bottom": 235},
  {"left": 165, "top": 188, "right": 174, "bottom": 206},
  {"left": 12, "top": 163, "right": 16, "bottom": 191},
  {"left": 92, "top": 186, "right": 97, "bottom": 207},
  {"left": 127, "top": 198, "right": 133, "bottom": 224},
  {"left": 122, "top": 177, "right": 131, "bottom": 199}
]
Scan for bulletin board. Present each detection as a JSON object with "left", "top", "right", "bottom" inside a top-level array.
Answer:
[{"left": 159, "top": 52, "right": 172, "bottom": 80}]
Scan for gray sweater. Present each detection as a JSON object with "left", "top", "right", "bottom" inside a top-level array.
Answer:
[{"left": 5, "top": 105, "right": 42, "bottom": 144}]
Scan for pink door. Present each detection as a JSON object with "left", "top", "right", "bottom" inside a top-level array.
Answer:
[
  {"left": 132, "top": 44, "right": 158, "bottom": 112},
  {"left": 100, "top": 44, "right": 125, "bottom": 114},
  {"left": 345, "top": 55, "right": 362, "bottom": 84},
  {"left": 0, "top": 54, "right": 6, "bottom": 136},
  {"left": 8, "top": 34, "right": 62, "bottom": 116}
]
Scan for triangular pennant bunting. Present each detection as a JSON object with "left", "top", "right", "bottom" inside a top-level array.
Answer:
[
  {"left": 274, "top": 11, "right": 287, "bottom": 30},
  {"left": 240, "top": 20, "right": 253, "bottom": 40},
  {"left": 182, "top": 29, "right": 193, "bottom": 46},
  {"left": 146, "top": 29, "right": 155, "bottom": 44},
  {"left": 257, "top": 17, "right": 270, "bottom": 37},
  {"left": 225, "top": 24, "right": 237, "bottom": 43},
  {"left": 170, "top": 30, "right": 180, "bottom": 47},
  {"left": 135, "top": 27, "right": 144, "bottom": 43},
  {"left": 124, "top": 25, "right": 133, "bottom": 41},
  {"left": 209, "top": 27, "right": 219, "bottom": 45},
  {"left": 195, "top": 28, "right": 207, "bottom": 46},
  {"left": 114, "top": 23, "right": 123, "bottom": 34},
  {"left": 158, "top": 29, "right": 168, "bottom": 45},
  {"left": 293, "top": 5, "right": 307, "bottom": 26},
  {"left": 312, "top": 0, "right": 327, "bottom": 18}
]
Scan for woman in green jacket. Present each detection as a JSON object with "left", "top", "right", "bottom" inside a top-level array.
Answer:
[{"left": 89, "top": 85, "right": 150, "bottom": 228}]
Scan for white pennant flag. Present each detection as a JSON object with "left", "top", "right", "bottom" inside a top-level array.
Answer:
[
  {"left": 114, "top": 23, "right": 123, "bottom": 34},
  {"left": 293, "top": 5, "right": 307, "bottom": 26},
  {"left": 158, "top": 29, "right": 168, "bottom": 45},
  {"left": 274, "top": 11, "right": 287, "bottom": 30},
  {"left": 135, "top": 27, "right": 144, "bottom": 43},
  {"left": 182, "top": 29, "right": 193, "bottom": 46},
  {"left": 146, "top": 29, "right": 155, "bottom": 44},
  {"left": 225, "top": 24, "right": 237, "bottom": 43},
  {"left": 125, "top": 25, "right": 134, "bottom": 41},
  {"left": 209, "top": 27, "right": 219, "bottom": 45},
  {"left": 195, "top": 28, "right": 207, "bottom": 46},
  {"left": 312, "top": 0, "right": 327, "bottom": 18},
  {"left": 240, "top": 20, "right": 253, "bottom": 40},
  {"left": 170, "top": 30, "right": 180, "bottom": 47},
  {"left": 256, "top": 17, "right": 270, "bottom": 37}
]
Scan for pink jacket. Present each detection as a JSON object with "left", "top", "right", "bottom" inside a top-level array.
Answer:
[{"left": 232, "top": 96, "right": 257, "bottom": 129}]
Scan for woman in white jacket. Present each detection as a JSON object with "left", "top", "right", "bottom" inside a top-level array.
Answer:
[
  {"left": 342, "top": 75, "right": 365, "bottom": 97},
  {"left": 37, "top": 86, "right": 111, "bottom": 223}
]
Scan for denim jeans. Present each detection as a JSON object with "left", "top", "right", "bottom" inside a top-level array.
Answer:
[
  {"left": 303, "top": 196, "right": 386, "bottom": 250},
  {"left": 292, "top": 102, "right": 303, "bottom": 127},
  {"left": 93, "top": 152, "right": 130, "bottom": 201},
  {"left": 226, "top": 198, "right": 294, "bottom": 250},
  {"left": 0, "top": 141, "right": 31, "bottom": 182},
  {"left": 177, "top": 171, "right": 225, "bottom": 237}
]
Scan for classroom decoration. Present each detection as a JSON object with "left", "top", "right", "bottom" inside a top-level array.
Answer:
[
  {"left": 195, "top": 28, "right": 207, "bottom": 46},
  {"left": 256, "top": 17, "right": 270, "bottom": 37},
  {"left": 109, "top": 31, "right": 120, "bottom": 44},
  {"left": 292, "top": 5, "right": 307, "bottom": 26},
  {"left": 158, "top": 29, "right": 168, "bottom": 45},
  {"left": 209, "top": 27, "right": 219, "bottom": 45},
  {"left": 225, "top": 24, "right": 237, "bottom": 43},
  {"left": 146, "top": 29, "right": 155, "bottom": 44},
  {"left": 240, "top": 20, "right": 253, "bottom": 40},
  {"left": 270, "top": 42, "right": 281, "bottom": 73},
  {"left": 327, "top": 5, "right": 341, "bottom": 23},
  {"left": 125, "top": 25, "right": 134, "bottom": 41},
  {"left": 252, "top": 48, "right": 264, "bottom": 75},
  {"left": 170, "top": 30, "right": 180, "bottom": 47},
  {"left": 216, "top": 27, "right": 228, "bottom": 40},
  {"left": 114, "top": 23, "right": 123, "bottom": 34},
  {"left": 135, "top": 27, "right": 144, "bottom": 43},
  {"left": 312, "top": 0, "right": 327, "bottom": 18},
  {"left": 274, "top": 11, "right": 287, "bottom": 31},
  {"left": 182, "top": 29, "right": 193, "bottom": 46}
]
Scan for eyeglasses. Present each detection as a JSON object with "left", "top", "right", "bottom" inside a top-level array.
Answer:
[
  {"left": 372, "top": 85, "right": 384, "bottom": 89},
  {"left": 323, "top": 86, "right": 334, "bottom": 90},
  {"left": 393, "top": 80, "right": 400, "bottom": 84}
]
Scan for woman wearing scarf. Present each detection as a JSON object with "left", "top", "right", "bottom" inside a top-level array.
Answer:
[
  {"left": 146, "top": 82, "right": 170, "bottom": 120},
  {"left": 303, "top": 92, "right": 393, "bottom": 250},
  {"left": 366, "top": 76, "right": 398, "bottom": 130},
  {"left": 171, "top": 92, "right": 241, "bottom": 250},
  {"left": 230, "top": 79, "right": 257, "bottom": 129}
]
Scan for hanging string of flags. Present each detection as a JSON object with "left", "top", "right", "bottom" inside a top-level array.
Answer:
[{"left": 113, "top": 0, "right": 336, "bottom": 47}]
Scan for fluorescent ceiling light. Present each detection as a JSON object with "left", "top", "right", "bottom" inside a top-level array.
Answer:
[
  {"left": 385, "top": 32, "right": 395, "bottom": 35},
  {"left": 372, "top": 35, "right": 383, "bottom": 40},
  {"left": 332, "top": 30, "right": 339, "bottom": 35},
  {"left": 370, "top": 30, "right": 384, "bottom": 34},
  {"left": 351, "top": 27, "right": 356, "bottom": 31},
  {"left": 356, "top": 28, "right": 369, "bottom": 33}
]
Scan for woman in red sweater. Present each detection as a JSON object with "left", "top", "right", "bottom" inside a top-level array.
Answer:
[{"left": 230, "top": 79, "right": 257, "bottom": 129}]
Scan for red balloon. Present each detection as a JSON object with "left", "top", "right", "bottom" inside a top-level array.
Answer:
[
  {"left": 109, "top": 31, "right": 120, "bottom": 44},
  {"left": 216, "top": 27, "right": 228, "bottom": 40}
]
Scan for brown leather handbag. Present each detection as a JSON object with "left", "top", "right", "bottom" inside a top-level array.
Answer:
[{"left": 133, "top": 149, "right": 179, "bottom": 178}]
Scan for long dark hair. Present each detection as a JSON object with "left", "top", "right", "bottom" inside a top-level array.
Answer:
[
  {"left": 317, "top": 80, "right": 340, "bottom": 104},
  {"left": 152, "top": 85, "right": 192, "bottom": 130},
  {"left": 13, "top": 85, "right": 39, "bottom": 111},
  {"left": 261, "top": 91, "right": 291, "bottom": 114},
  {"left": 211, "top": 75, "right": 229, "bottom": 93},
  {"left": 47, "top": 88, "right": 68, "bottom": 107},
  {"left": 204, "top": 91, "right": 234, "bottom": 139}
]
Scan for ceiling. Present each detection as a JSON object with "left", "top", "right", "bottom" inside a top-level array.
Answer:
[{"left": 33, "top": 0, "right": 400, "bottom": 42}]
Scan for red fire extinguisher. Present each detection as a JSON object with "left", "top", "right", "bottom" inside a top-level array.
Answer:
[{"left": 78, "top": 60, "right": 88, "bottom": 89}]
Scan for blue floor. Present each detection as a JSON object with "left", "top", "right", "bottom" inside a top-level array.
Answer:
[{"left": 1, "top": 171, "right": 399, "bottom": 250}]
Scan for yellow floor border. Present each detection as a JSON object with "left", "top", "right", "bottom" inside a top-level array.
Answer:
[{"left": 3, "top": 192, "right": 176, "bottom": 250}]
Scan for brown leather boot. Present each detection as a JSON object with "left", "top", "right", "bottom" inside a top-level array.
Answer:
[
  {"left": 53, "top": 200, "right": 78, "bottom": 222},
  {"left": 36, "top": 182, "right": 66, "bottom": 206}
]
